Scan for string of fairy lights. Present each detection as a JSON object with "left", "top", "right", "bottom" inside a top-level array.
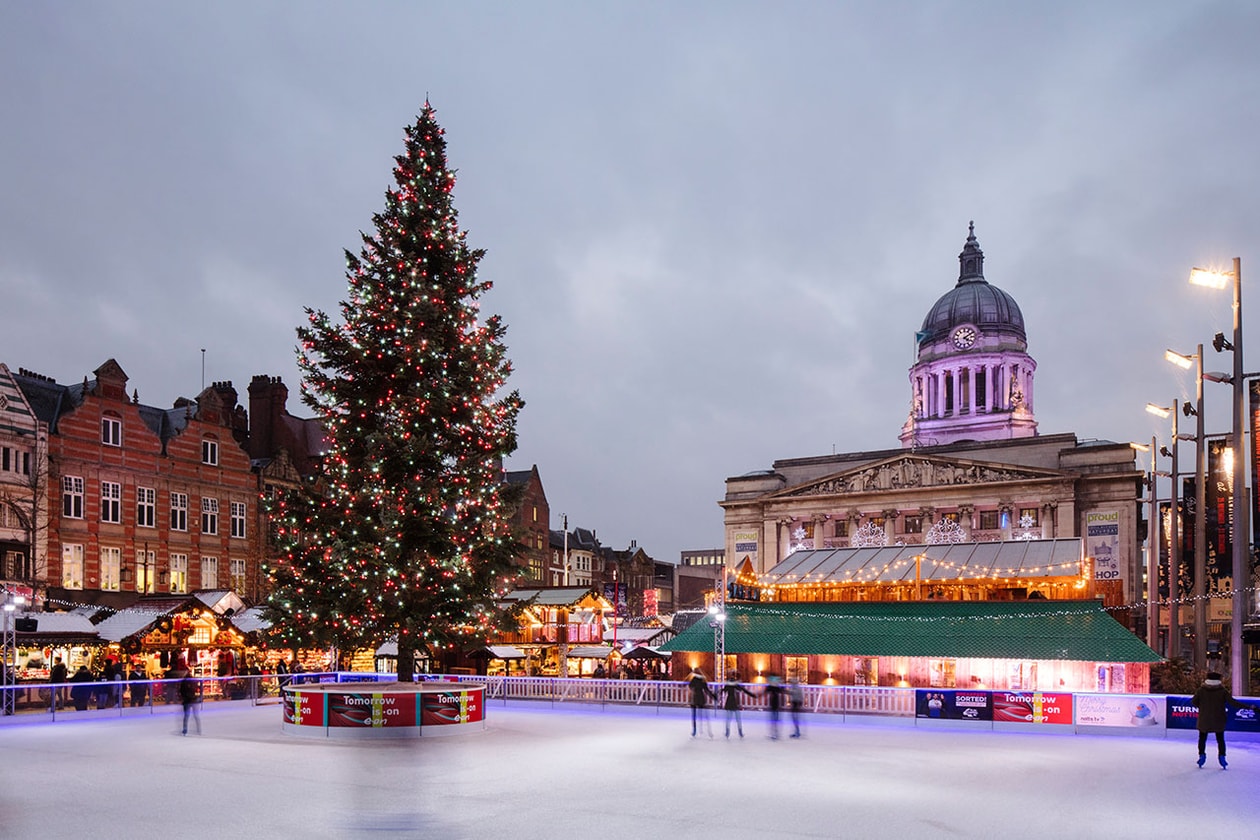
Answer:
[{"left": 758, "top": 554, "right": 1087, "bottom": 585}]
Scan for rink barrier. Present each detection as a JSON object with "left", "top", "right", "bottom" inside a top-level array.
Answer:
[{"left": 3, "top": 673, "right": 1257, "bottom": 739}]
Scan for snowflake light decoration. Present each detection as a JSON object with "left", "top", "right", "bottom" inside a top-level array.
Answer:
[
  {"left": 925, "top": 517, "right": 967, "bottom": 545},
  {"left": 850, "top": 521, "right": 888, "bottom": 548}
]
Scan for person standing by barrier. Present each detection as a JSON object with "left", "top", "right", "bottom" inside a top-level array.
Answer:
[
  {"left": 179, "top": 670, "right": 201, "bottom": 735},
  {"left": 719, "top": 672, "right": 755, "bottom": 738},
  {"left": 1192, "top": 671, "right": 1259, "bottom": 768},
  {"left": 687, "top": 668, "right": 715, "bottom": 738},
  {"left": 49, "top": 656, "right": 67, "bottom": 709},
  {"left": 127, "top": 662, "right": 149, "bottom": 707}
]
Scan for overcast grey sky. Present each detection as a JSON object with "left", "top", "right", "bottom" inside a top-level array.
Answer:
[{"left": 4, "top": 2, "right": 1260, "bottom": 566}]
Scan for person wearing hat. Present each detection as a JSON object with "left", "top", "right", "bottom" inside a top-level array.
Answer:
[
  {"left": 687, "top": 667, "right": 715, "bottom": 738},
  {"left": 1191, "top": 671, "right": 1260, "bottom": 768}
]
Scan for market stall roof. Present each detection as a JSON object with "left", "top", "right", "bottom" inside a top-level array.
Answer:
[
  {"left": 603, "top": 627, "right": 674, "bottom": 645},
  {"left": 659, "top": 600, "right": 1162, "bottom": 663},
  {"left": 229, "top": 606, "right": 270, "bottom": 634},
  {"left": 467, "top": 645, "right": 527, "bottom": 660},
  {"left": 500, "top": 586, "right": 607, "bottom": 608},
  {"left": 12, "top": 611, "right": 101, "bottom": 646},
  {"left": 566, "top": 645, "right": 616, "bottom": 659},
  {"left": 761, "top": 539, "right": 1085, "bottom": 587},
  {"left": 621, "top": 646, "right": 671, "bottom": 660}
]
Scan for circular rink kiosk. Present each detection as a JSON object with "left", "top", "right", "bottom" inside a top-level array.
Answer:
[{"left": 281, "top": 681, "right": 486, "bottom": 738}]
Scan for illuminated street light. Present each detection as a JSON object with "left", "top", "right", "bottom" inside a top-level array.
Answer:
[{"left": 1191, "top": 257, "right": 1249, "bottom": 692}]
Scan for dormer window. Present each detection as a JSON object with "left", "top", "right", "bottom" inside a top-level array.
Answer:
[
  {"left": 102, "top": 415, "right": 121, "bottom": 447},
  {"left": 202, "top": 437, "right": 219, "bottom": 466}
]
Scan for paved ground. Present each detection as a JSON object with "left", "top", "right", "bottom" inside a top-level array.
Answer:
[{"left": 1, "top": 699, "right": 1257, "bottom": 839}]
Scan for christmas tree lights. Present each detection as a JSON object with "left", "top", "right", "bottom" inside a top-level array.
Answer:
[{"left": 264, "top": 103, "right": 524, "bottom": 680}]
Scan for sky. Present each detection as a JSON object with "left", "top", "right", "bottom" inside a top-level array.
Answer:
[
  {"left": 3, "top": 700, "right": 1260, "bottom": 839},
  {"left": 4, "top": 2, "right": 1260, "bottom": 567}
]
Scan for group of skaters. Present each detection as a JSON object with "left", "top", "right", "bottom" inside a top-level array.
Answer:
[{"left": 687, "top": 668, "right": 804, "bottom": 739}]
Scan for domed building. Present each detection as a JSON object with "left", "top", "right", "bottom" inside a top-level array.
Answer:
[
  {"left": 715, "top": 225, "right": 1157, "bottom": 688},
  {"left": 900, "top": 222, "right": 1038, "bottom": 447}
]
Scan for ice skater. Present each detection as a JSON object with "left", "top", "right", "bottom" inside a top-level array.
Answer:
[
  {"left": 179, "top": 670, "right": 201, "bottom": 735},
  {"left": 687, "top": 667, "right": 715, "bottom": 737},
  {"left": 787, "top": 675, "right": 805, "bottom": 737},
  {"left": 719, "top": 672, "right": 755, "bottom": 738},
  {"left": 764, "top": 674, "right": 785, "bottom": 739},
  {"left": 1191, "top": 671, "right": 1259, "bottom": 768}
]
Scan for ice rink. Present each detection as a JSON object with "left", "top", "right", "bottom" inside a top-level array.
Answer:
[{"left": 2, "top": 699, "right": 1257, "bottom": 839}]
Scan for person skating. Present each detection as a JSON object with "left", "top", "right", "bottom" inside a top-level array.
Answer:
[
  {"left": 787, "top": 675, "right": 805, "bottom": 737},
  {"left": 1191, "top": 671, "right": 1259, "bottom": 768},
  {"left": 687, "top": 668, "right": 715, "bottom": 738},
  {"left": 764, "top": 674, "right": 785, "bottom": 740},
  {"left": 719, "top": 672, "right": 755, "bottom": 738}
]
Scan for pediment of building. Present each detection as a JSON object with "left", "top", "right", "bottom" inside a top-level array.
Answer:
[{"left": 772, "top": 454, "right": 1069, "bottom": 499}]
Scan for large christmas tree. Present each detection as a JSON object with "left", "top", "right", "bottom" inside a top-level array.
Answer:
[{"left": 265, "top": 103, "right": 524, "bottom": 680}]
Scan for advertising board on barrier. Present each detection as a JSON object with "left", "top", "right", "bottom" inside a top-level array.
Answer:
[
  {"left": 327, "top": 691, "right": 418, "bottom": 727},
  {"left": 1166, "top": 696, "right": 1260, "bottom": 732},
  {"left": 283, "top": 690, "right": 325, "bottom": 727},
  {"left": 915, "top": 689, "right": 993, "bottom": 721},
  {"left": 421, "top": 689, "right": 483, "bottom": 725},
  {"left": 993, "top": 691, "right": 1073, "bottom": 724},
  {"left": 1073, "top": 693, "right": 1162, "bottom": 728}
]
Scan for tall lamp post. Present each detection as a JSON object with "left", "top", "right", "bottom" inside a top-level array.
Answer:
[
  {"left": 707, "top": 565, "right": 727, "bottom": 682},
  {"left": 1149, "top": 401, "right": 1182, "bottom": 657},
  {"left": 1168, "top": 345, "right": 1208, "bottom": 670},
  {"left": 1132, "top": 438, "right": 1170, "bottom": 649},
  {"left": 1191, "top": 259, "right": 1249, "bottom": 691},
  {"left": 2, "top": 592, "right": 26, "bottom": 715}
]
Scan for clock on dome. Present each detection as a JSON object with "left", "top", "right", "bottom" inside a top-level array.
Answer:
[{"left": 951, "top": 325, "right": 977, "bottom": 349}]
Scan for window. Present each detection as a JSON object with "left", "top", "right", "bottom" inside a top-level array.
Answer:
[
  {"left": 979, "top": 510, "right": 999, "bottom": 530},
  {"left": 1019, "top": 508, "right": 1040, "bottom": 528},
  {"left": 834, "top": 521, "right": 848, "bottom": 538},
  {"left": 101, "top": 481, "right": 122, "bottom": 524},
  {"left": 929, "top": 658, "right": 957, "bottom": 688},
  {"left": 102, "top": 415, "right": 121, "bottom": 447},
  {"left": 230, "top": 558, "right": 246, "bottom": 591},
  {"left": 170, "top": 553, "right": 188, "bottom": 594},
  {"left": 171, "top": 493, "right": 188, "bottom": 532},
  {"left": 201, "top": 556, "right": 218, "bottom": 589},
  {"left": 230, "top": 501, "right": 247, "bottom": 539},
  {"left": 62, "top": 544, "right": 84, "bottom": 589},
  {"left": 101, "top": 547, "right": 121, "bottom": 591},
  {"left": 62, "top": 475, "right": 84, "bottom": 519},
  {"left": 853, "top": 657, "right": 878, "bottom": 687},
  {"left": 532, "top": 506, "right": 538, "bottom": 522},
  {"left": 785, "top": 656, "right": 809, "bottom": 684},
  {"left": 201, "top": 497, "right": 219, "bottom": 535},
  {"left": 202, "top": 438, "right": 218, "bottom": 466},
  {"left": 136, "top": 547, "right": 156, "bottom": 594},
  {"left": 903, "top": 515, "right": 923, "bottom": 535},
  {"left": 137, "top": 487, "right": 156, "bottom": 528}
]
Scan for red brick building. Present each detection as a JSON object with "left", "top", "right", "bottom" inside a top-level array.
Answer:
[
  {"left": 16, "top": 360, "right": 264, "bottom": 609},
  {"left": 503, "top": 465, "right": 550, "bottom": 584}
]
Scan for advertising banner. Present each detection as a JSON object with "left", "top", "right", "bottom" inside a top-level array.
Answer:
[
  {"left": 283, "top": 690, "right": 326, "bottom": 727},
  {"left": 733, "top": 532, "right": 758, "bottom": 560},
  {"left": 993, "top": 691, "right": 1073, "bottom": 724},
  {"left": 326, "top": 691, "right": 417, "bottom": 727},
  {"left": 1073, "top": 693, "right": 1162, "bottom": 728},
  {"left": 1086, "top": 512, "right": 1121, "bottom": 581},
  {"left": 915, "top": 689, "right": 992, "bottom": 721},
  {"left": 1166, "top": 696, "right": 1260, "bottom": 732},
  {"left": 421, "top": 688, "right": 484, "bottom": 726}
]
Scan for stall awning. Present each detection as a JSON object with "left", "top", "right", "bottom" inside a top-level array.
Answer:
[
  {"left": 468, "top": 645, "right": 527, "bottom": 660},
  {"left": 566, "top": 645, "right": 615, "bottom": 659}
]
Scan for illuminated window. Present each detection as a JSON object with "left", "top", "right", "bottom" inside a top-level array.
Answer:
[
  {"left": 853, "top": 657, "right": 878, "bottom": 686},
  {"left": 230, "top": 558, "right": 246, "bottom": 591},
  {"left": 62, "top": 544, "right": 84, "bottom": 589},
  {"left": 785, "top": 656, "right": 809, "bottom": 684},
  {"left": 929, "top": 659, "right": 956, "bottom": 688},
  {"left": 1019, "top": 508, "right": 1039, "bottom": 527},
  {"left": 170, "top": 554, "right": 188, "bottom": 593},
  {"left": 100, "top": 547, "right": 121, "bottom": 591},
  {"left": 135, "top": 548, "right": 156, "bottom": 594}
]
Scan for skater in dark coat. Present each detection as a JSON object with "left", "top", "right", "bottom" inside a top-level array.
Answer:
[
  {"left": 1192, "top": 671, "right": 1260, "bottom": 768},
  {"left": 764, "top": 674, "right": 786, "bottom": 740},
  {"left": 687, "top": 668, "right": 715, "bottom": 737},
  {"left": 719, "top": 673, "right": 756, "bottom": 738}
]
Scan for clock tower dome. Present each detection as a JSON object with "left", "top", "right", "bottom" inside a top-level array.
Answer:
[{"left": 899, "top": 223, "right": 1038, "bottom": 447}]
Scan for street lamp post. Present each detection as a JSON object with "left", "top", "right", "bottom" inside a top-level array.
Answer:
[
  {"left": 2, "top": 592, "right": 27, "bottom": 716},
  {"left": 1191, "top": 258, "right": 1249, "bottom": 691},
  {"left": 707, "top": 565, "right": 727, "bottom": 682},
  {"left": 1132, "top": 438, "right": 1167, "bottom": 649},
  {"left": 1149, "top": 401, "right": 1181, "bottom": 657},
  {"left": 1167, "top": 346, "right": 1208, "bottom": 670}
]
